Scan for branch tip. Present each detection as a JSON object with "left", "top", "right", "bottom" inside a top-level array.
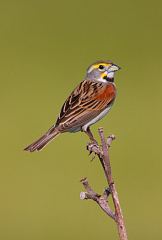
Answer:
[
  {"left": 107, "top": 134, "right": 116, "bottom": 147},
  {"left": 98, "top": 127, "right": 104, "bottom": 133},
  {"left": 80, "top": 192, "right": 87, "bottom": 200},
  {"left": 108, "top": 134, "right": 116, "bottom": 140},
  {"left": 80, "top": 177, "right": 87, "bottom": 183}
]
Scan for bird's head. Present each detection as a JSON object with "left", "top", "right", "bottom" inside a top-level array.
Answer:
[{"left": 86, "top": 60, "right": 121, "bottom": 83}]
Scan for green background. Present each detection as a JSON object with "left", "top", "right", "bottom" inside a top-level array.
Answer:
[{"left": 1, "top": 0, "right": 162, "bottom": 239}]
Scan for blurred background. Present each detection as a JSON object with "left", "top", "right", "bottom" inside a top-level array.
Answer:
[{"left": 0, "top": 0, "right": 162, "bottom": 239}]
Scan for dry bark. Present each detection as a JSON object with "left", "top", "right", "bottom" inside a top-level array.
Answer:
[{"left": 80, "top": 128, "right": 128, "bottom": 240}]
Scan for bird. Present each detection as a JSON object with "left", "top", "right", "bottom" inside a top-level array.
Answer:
[{"left": 24, "top": 60, "right": 120, "bottom": 152}]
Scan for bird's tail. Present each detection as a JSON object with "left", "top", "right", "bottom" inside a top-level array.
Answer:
[{"left": 24, "top": 127, "right": 60, "bottom": 152}]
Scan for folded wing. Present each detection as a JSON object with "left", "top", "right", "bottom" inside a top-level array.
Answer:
[{"left": 55, "top": 80, "right": 116, "bottom": 132}]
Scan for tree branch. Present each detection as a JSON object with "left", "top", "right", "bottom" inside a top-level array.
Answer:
[
  {"left": 80, "top": 177, "right": 116, "bottom": 220},
  {"left": 80, "top": 128, "right": 128, "bottom": 240}
]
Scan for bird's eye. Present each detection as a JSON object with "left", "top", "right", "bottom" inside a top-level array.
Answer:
[{"left": 98, "top": 65, "right": 105, "bottom": 70}]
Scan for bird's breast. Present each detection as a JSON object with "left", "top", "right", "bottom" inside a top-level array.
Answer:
[{"left": 96, "top": 84, "right": 116, "bottom": 101}]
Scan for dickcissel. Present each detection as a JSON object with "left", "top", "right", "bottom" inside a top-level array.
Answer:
[{"left": 24, "top": 60, "right": 120, "bottom": 152}]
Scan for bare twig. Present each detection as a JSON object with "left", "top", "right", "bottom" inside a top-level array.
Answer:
[
  {"left": 80, "top": 178, "right": 116, "bottom": 220},
  {"left": 80, "top": 128, "right": 128, "bottom": 240}
]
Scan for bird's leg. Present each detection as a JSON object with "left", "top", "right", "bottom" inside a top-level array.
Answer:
[
  {"left": 84, "top": 127, "right": 98, "bottom": 144},
  {"left": 83, "top": 127, "right": 100, "bottom": 160},
  {"left": 81, "top": 127, "right": 100, "bottom": 161}
]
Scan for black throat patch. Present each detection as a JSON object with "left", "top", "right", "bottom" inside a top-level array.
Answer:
[{"left": 103, "top": 76, "right": 114, "bottom": 83}]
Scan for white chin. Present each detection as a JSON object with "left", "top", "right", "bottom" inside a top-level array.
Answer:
[
  {"left": 97, "top": 72, "right": 115, "bottom": 83},
  {"left": 108, "top": 72, "right": 115, "bottom": 79}
]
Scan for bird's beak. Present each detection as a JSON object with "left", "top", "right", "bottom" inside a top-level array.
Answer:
[{"left": 108, "top": 64, "right": 121, "bottom": 73}]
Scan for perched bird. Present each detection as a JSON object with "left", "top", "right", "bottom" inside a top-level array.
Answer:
[{"left": 24, "top": 60, "right": 120, "bottom": 152}]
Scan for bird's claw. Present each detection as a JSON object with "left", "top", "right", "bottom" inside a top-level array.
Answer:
[
  {"left": 86, "top": 141, "right": 100, "bottom": 161},
  {"left": 90, "top": 154, "right": 96, "bottom": 161},
  {"left": 87, "top": 141, "right": 99, "bottom": 151}
]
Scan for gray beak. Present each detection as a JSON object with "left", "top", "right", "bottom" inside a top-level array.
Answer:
[{"left": 108, "top": 64, "right": 121, "bottom": 73}]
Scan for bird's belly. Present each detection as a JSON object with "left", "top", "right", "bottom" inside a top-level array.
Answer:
[{"left": 82, "top": 106, "right": 111, "bottom": 131}]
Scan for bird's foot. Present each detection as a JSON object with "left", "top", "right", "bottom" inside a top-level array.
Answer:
[
  {"left": 86, "top": 141, "right": 100, "bottom": 161},
  {"left": 86, "top": 140, "right": 99, "bottom": 152}
]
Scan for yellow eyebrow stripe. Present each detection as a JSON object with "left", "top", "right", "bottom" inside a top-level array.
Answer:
[
  {"left": 93, "top": 63, "right": 107, "bottom": 69},
  {"left": 87, "top": 62, "right": 111, "bottom": 73}
]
